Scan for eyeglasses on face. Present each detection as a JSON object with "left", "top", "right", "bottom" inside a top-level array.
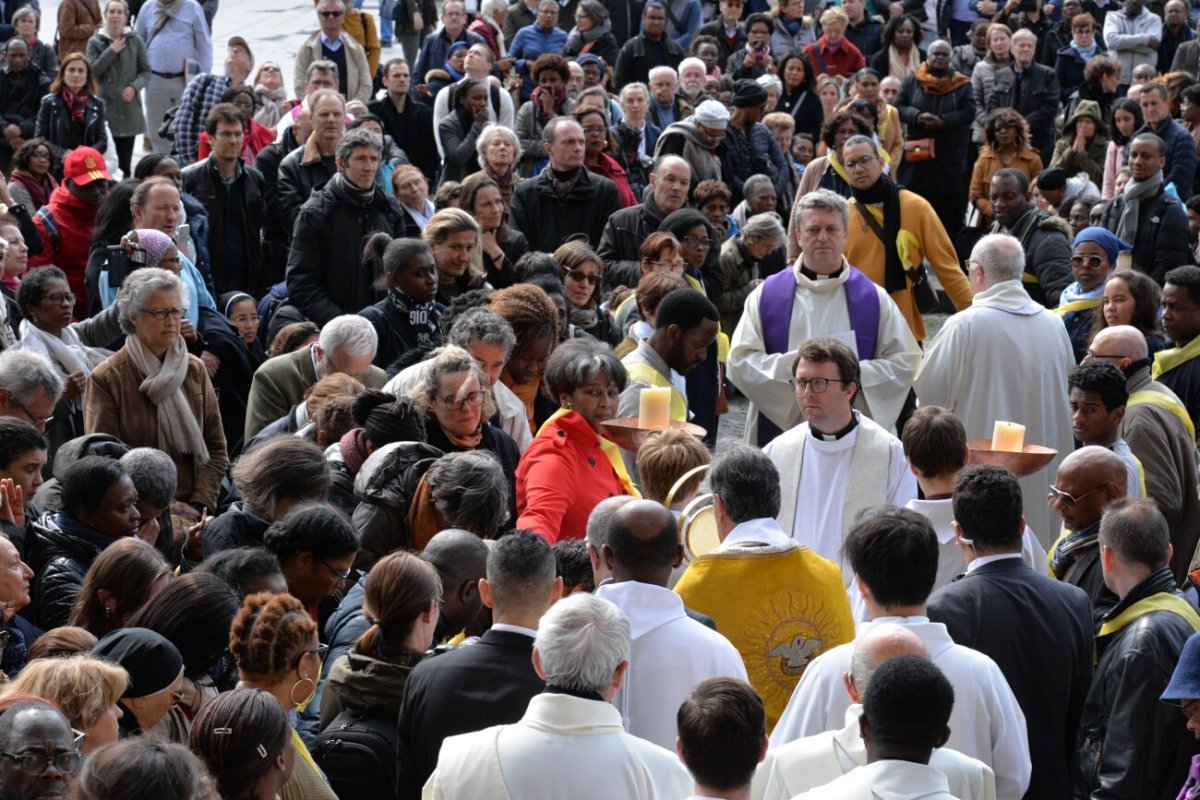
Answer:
[
  {"left": 649, "top": 258, "right": 686, "bottom": 271},
  {"left": 789, "top": 377, "right": 847, "bottom": 394},
  {"left": 0, "top": 735, "right": 84, "bottom": 777},
  {"left": 438, "top": 390, "right": 485, "bottom": 409},
  {"left": 12, "top": 398, "right": 52, "bottom": 429},
  {"left": 1047, "top": 483, "right": 1106, "bottom": 507},
  {"left": 680, "top": 235, "right": 715, "bottom": 250},
  {"left": 318, "top": 557, "right": 353, "bottom": 581},
  {"left": 42, "top": 292, "right": 75, "bottom": 306},
  {"left": 142, "top": 307, "right": 185, "bottom": 321},
  {"left": 844, "top": 155, "right": 878, "bottom": 171},
  {"left": 319, "top": 9, "right": 344, "bottom": 16},
  {"left": 564, "top": 269, "right": 600, "bottom": 286},
  {"left": 1071, "top": 255, "right": 1106, "bottom": 269}
]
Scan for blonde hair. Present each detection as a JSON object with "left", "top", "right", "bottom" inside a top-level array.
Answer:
[
  {"left": 637, "top": 427, "right": 711, "bottom": 504},
  {"left": 2, "top": 655, "right": 128, "bottom": 729},
  {"left": 423, "top": 208, "right": 485, "bottom": 281}
]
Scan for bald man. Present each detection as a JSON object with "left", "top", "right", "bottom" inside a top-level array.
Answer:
[
  {"left": 593, "top": 499, "right": 746, "bottom": 750},
  {"left": 1089, "top": 326, "right": 1200, "bottom": 582},
  {"left": 754, "top": 624, "right": 995, "bottom": 800},
  {"left": 422, "top": 528, "right": 490, "bottom": 642},
  {"left": 1047, "top": 446, "right": 1130, "bottom": 628}
]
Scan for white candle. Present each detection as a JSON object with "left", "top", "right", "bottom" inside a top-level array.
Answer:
[
  {"left": 638, "top": 387, "right": 672, "bottom": 431},
  {"left": 991, "top": 421, "right": 1026, "bottom": 452}
]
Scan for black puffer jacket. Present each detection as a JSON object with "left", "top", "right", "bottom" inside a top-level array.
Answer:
[
  {"left": 26, "top": 513, "right": 113, "bottom": 630},
  {"left": 1099, "top": 184, "right": 1191, "bottom": 285},
  {"left": 1076, "top": 567, "right": 1200, "bottom": 799},
  {"left": 276, "top": 137, "right": 337, "bottom": 237},
  {"left": 351, "top": 441, "right": 444, "bottom": 571},
  {"left": 285, "top": 175, "right": 406, "bottom": 326}
]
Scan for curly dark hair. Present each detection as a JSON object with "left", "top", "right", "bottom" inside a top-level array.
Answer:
[
  {"left": 820, "top": 109, "right": 873, "bottom": 150},
  {"left": 531, "top": 52, "right": 570, "bottom": 84},
  {"left": 983, "top": 107, "right": 1031, "bottom": 151},
  {"left": 880, "top": 14, "right": 922, "bottom": 49}
]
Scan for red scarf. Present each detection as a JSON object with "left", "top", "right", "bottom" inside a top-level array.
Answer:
[{"left": 61, "top": 89, "right": 89, "bottom": 123}]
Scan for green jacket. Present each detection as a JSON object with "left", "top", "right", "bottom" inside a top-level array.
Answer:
[
  {"left": 86, "top": 29, "right": 151, "bottom": 137},
  {"left": 319, "top": 649, "right": 423, "bottom": 731}
]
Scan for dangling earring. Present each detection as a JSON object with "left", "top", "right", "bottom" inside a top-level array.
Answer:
[{"left": 290, "top": 674, "right": 317, "bottom": 707}]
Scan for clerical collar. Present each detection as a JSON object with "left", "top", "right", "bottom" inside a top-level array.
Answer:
[
  {"left": 543, "top": 684, "right": 606, "bottom": 702},
  {"left": 799, "top": 264, "right": 844, "bottom": 281},
  {"left": 810, "top": 412, "right": 858, "bottom": 442}
]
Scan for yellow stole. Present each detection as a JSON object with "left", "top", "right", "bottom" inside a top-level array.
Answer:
[
  {"left": 1153, "top": 336, "right": 1200, "bottom": 380},
  {"left": 624, "top": 360, "right": 687, "bottom": 422},
  {"left": 536, "top": 408, "right": 640, "bottom": 497},
  {"left": 1055, "top": 298, "right": 1103, "bottom": 317},
  {"left": 1128, "top": 389, "right": 1197, "bottom": 440},
  {"left": 1098, "top": 592, "right": 1200, "bottom": 638},
  {"left": 854, "top": 201, "right": 924, "bottom": 275}
]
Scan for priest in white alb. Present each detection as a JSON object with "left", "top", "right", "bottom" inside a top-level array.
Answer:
[
  {"left": 914, "top": 233, "right": 1074, "bottom": 548},
  {"left": 728, "top": 189, "right": 921, "bottom": 447}
]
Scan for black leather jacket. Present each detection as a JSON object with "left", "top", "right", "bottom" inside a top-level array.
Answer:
[
  {"left": 181, "top": 157, "right": 267, "bottom": 296},
  {"left": 26, "top": 514, "right": 111, "bottom": 630},
  {"left": 1075, "top": 567, "right": 1200, "bottom": 799}
]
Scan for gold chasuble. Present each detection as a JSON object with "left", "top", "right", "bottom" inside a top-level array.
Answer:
[{"left": 674, "top": 543, "right": 855, "bottom": 731}]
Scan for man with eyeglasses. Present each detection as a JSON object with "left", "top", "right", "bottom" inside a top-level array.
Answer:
[
  {"left": 0, "top": 701, "right": 82, "bottom": 800},
  {"left": 916, "top": 233, "right": 1074, "bottom": 545},
  {"left": 1076, "top": 498, "right": 1200, "bottom": 800},
  {"left": 598, "top": 154, "right": 693, "bottom": 289},
  {"left": 729, "top": 189, "right": 920, "bottom": 448},
  {"left": 0, "top": 349, "right": 62, "bottom": 439},
  {"left": 1046, "top": 445, "right": 1128, "bottom": 629},
  {"left": 1088, "top": 325, "right": 1200, "bottom": 582},
  {"left": 842, "top": 135, "right": 973, "bottom": 343},
  {"left": 762, "top": 337, "right": 915, "bottom": 613},
  {"left": 296, "top": 0, "right": 373, "bottom": 102}
]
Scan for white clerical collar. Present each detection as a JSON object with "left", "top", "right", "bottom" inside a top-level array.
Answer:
[
  {"left": 872, "top": 614, "right": 929, "bottom": 624},
  {"left": 966, "top": 552, "right": 1023, "bottom": 573},
  {"left": 721, "top": 517, "right": 790, "bottom": 549},
  {"left": 490, "top": 622, "right": 538, "bottom": 638}
]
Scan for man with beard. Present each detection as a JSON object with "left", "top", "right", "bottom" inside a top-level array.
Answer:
[
  {"left": 617, "top": 288, "right": 719, "bottom": 472},
  {"left": 988, "top": 168, "right": 1073, "bottom": 308},
  {"left": 841, "top": 135, "right": 973, "bottom": 344}
]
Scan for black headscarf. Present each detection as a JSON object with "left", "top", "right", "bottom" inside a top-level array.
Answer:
[{"left": 93, "top": 627, "right": 183, "bottom": 698}]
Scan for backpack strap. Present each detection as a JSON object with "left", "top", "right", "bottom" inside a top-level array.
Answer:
[{"left": 33, "top": 206, "right": 60, "bottom": 251}]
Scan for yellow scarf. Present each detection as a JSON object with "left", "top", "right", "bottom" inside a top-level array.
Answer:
[
  {"left": 292, "top": 727, "right": 321, "bottom": 776},
  {"left": 858, "top": 203, "right": 924, "bottom": 273},
  {"left": 828, "top": 151, "right": 850, "bottom": 185},
  {"left": 1098, "top": 592, "right": 1200, "bottom": 638},
  {"left": 1055, "top": 298, "right": 1103, "bottom": 317},
  {"left": 1153, "top": 336, "right": 1200, "bottom": 380},
  {"left": 1128, "top": 389, "right": 1197, "bottom": 440},
  {"left": 537, "top": 408, "right": 639, "bottom": 497},
  {"left": 624, "top": 361, "right": 688, "bottom": 422}
]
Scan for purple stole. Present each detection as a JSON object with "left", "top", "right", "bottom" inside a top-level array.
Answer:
[{"left": 756, "top": 265, "right": 881, "bottom": 447}]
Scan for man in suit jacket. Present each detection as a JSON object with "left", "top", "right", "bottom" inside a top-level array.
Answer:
[
  {"left": 243, "top": 315, "right": 386, "bottom": 441},
  {"left": 928, "top": 465, "right": 1093, "bottom": 800},
  {"left": 395, "top": 530, "right": 564, "bottom": 800}
]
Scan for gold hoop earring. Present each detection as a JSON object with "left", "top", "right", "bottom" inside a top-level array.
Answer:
[{"left": 289, "top": 676, "right": 316, "bottom": 707}]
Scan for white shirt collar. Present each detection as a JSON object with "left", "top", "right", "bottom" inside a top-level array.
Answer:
[
  {"left": 490, "top": 622, "right": 538, "bottom": 638},
  {"left": 719, "top": 517, "right": 791, "bottom": 549},
  {"left": 965, "top": 552, "right": 1024, "bottom": 573}
]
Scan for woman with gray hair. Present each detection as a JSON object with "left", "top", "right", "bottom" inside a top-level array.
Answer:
[
  {"left": 411, "top": 344, "right": 520, "bottom": 523},
  {"left": 470, "top": 123, "right": 523, "bottom": 209},
  {"left": 515, "top": 338, "right": 633, "bottom": 543},
  {"left": 718, "top": 212, "right": 785, "bottom": 334},
  {"left": 83, "top": 267, "right": 228, "bottom": 512}
]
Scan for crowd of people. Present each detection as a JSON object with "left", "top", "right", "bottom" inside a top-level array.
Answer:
[{"left": 0, "top": 0, "right": 1199, "bottom": 795}]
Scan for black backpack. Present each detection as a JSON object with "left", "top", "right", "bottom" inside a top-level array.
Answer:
[{"left": 311, "top": 707, "right": 399, "bottom": 800}]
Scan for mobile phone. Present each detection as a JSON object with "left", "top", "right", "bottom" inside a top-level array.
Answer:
[{"left": 105, "top": 242, "right": 145, "bottom": 288}]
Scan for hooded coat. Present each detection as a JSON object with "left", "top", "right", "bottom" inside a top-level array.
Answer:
[
  {"left": 350, "top": 441, "right": 445, "bottom": 570},
  {"left": 1050, "top": 99, "right": 1109, "bottom": 187}
]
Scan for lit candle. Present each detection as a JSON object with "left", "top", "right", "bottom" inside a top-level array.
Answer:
[
  {"left": 638, "top": 387, "right": 672, "bottom": 431},
  {"left": 991, "top": 421, "right": 1026, "bottom": 452}
]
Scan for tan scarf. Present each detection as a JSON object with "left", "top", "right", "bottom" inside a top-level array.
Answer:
[
  {"left": 124, "top": 334, "right": 210, "bottom": 465},
  {"left": 913, "top": 63, "right": 970, "bottom": 95},
  {"left": 443, "top": 426, "right": 483, "bottom": 449},
  {"left": 888, "top": 44, "right": 922, "bottom": 82}
]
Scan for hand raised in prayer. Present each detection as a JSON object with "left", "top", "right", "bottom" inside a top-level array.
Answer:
[
  {"left": 0, "top": 479, "right": 22, "bottom": 528},
  {"left": 64, "top": 369, "right": 87, "bottom": 403}
]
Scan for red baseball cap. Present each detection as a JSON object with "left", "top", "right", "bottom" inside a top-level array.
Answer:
[{"left": 62, "top": 147, "right": 113, "bottom": 186}]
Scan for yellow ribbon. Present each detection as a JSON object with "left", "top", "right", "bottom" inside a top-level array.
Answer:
[
  {"left": 1128, "top": 389, "right": 1197, "bottom": 440},
  {"left": 536, "top": 408, "right": 640, "bottom": 498},
  {"left": 859, "top": 203, "right": 923, "bottom": 273},
  {"left": 1054, "top": 298, "right": 1102, "bottom": 317},
  {"left": 1098, "top": 592, "right": 1200, "bottom": 638},
  {"left": 1153, "top": 336, "right": 1200, "bottom": 380}
]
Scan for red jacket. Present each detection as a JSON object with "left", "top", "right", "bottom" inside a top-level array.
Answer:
[
  {"left": 804, "top": 36, "right": 865, "bottom": 78},
  {"left": 516, "top": 410, "right": 632, "bottom": 543},
  {"left": 28, "top": 183, "right": 99, "bottom": 318},
  {"left": 588, "top": 153, "right": 638, "bottom": 208}
]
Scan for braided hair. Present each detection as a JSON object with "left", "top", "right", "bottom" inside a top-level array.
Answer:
[
  {"left": 228, "top": 592, "right": 316, "bottom": 685},
  {"left": 191, "top": 688, "right": 290, "bottom": 800},
  {"left": 487, "top": 283, "right": 558, "bottom": 358}
]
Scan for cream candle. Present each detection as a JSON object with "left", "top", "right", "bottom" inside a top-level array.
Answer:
[
  {"left": 638, "top": 387, "right": 673, "bottom": 430},
  {"left": 991, "top": 421, "right": 1026, "bottom": 452}
]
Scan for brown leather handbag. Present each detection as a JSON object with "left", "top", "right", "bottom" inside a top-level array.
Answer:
[{"left": 904, "top": 138, "right": 937, "bottom": 163}]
